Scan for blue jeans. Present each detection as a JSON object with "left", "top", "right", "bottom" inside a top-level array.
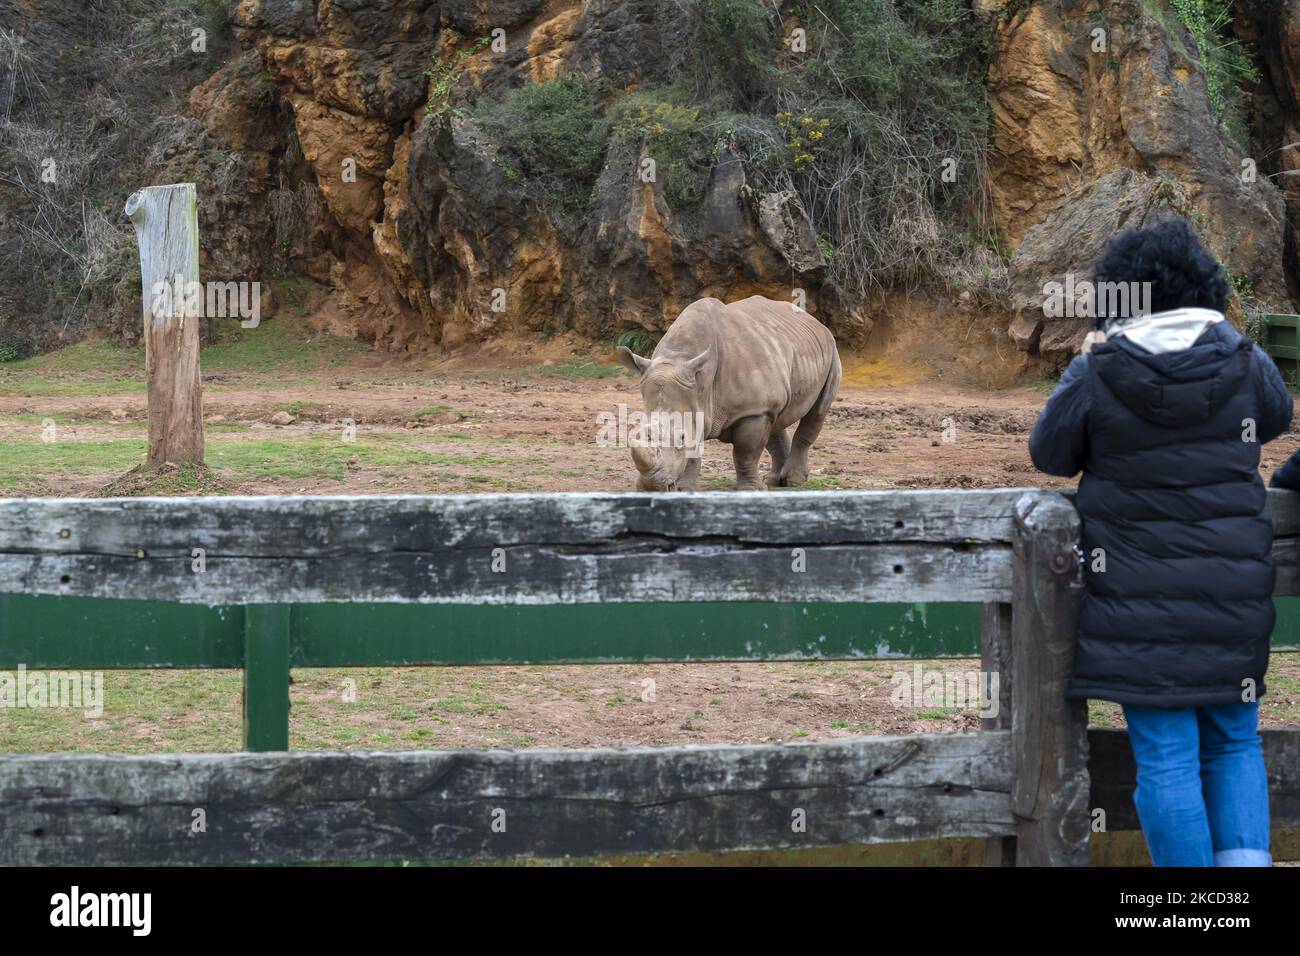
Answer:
[{"left": 1122, "top": 701, "right": 1271, "bottom": 867}]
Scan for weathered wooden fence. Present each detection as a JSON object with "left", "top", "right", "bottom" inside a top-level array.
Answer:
[{"left": 1, "top": 489, "right": 1298, "bottom": 866}]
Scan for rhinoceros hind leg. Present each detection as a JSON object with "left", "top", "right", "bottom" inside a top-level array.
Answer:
[
  {"left": 678, "top": 456, "right": 701, "bottom": 491},
  {"left": 764, "top": 428, "right": 791, "bottom": 486},
  {"left": 774, "top": 429, "right": 816, "bottom": 489},
  {"left": 778, "top": 419, "right": 817, "bottom": 486},
  {"left": 777, "top": 456, "right": 809, "bottom": 486},
  {"left": 731, "top": 415, "right": 770, "bottom": 491},
  {"left": 779, "top": 359, "right": 840, "bottom": 486}
]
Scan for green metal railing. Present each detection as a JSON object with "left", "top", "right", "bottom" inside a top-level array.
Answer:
[{"left": 1259, "top": 312, "right": 1300, "bottom": 382}]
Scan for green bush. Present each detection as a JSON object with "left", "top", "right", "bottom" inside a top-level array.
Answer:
[
  {"left": 425, "top": 35, "right": 492, "bottom": 113},
  {"left": 606, "top": 89, "right": 750, "bottom": 211},
  {"left": 0, "top": 0, "right": 246, "bottom": 352},
  {"left": 680, "top": 0, "right": 994, "bottom": 295},
  {"left": 614, "top": 329, "right": 659, "bottom": 355},
  {"left": 677, "top": 0, "right": 781, "bottom": 109},
  {"left": 472, "top": 76, "right": 608, "bottom": 216},
  {"left": 1167, "top": 0, "right": 1258, "bottom": 145},
  {"left": 466, "top": 0, "right": 994, "bottom": 290},
  {"left": 193, "top": 0, "right": 233, "bottom": 56}
]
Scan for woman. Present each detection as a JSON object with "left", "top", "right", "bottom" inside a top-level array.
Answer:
[{"left": 1028, "top": 218, "right": 1291, "bottom": 866}]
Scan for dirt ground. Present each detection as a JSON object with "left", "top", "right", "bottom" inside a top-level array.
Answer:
[
  {"left": 3, "top": 322, "right": 1300, "bottom": 751},
  {"left": 8, "top": 356, "right": 1299, "bottom": 496}
]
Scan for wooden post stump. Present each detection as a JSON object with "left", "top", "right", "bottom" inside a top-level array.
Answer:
[
  {"left": 125, "top": 183, "right": 204, "bottom": 469},
  {"left": 1010, "top": 491, "right": 1090, "bottom": 865}
]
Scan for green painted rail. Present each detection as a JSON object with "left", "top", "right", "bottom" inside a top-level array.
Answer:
[
  {"left": 1261, "top": 312, "right": 1300, "bottom": 381},
  {"left": 0, "top": 596, "right": 980, "bottom": 668},
  {"left": 4, "top": 594, "right": 1300, "bottom": 751},
  {"left": 0, "top": 598, "right": 978, "bottom": 749}
]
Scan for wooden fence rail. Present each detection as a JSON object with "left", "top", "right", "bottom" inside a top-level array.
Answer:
[{"left": 2, "top": 489, "right": 1299, "bottom": 866}]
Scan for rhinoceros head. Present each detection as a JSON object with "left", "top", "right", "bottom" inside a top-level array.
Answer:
[{"left": 617, "top": 344, "right": 712, "bottom": 491}]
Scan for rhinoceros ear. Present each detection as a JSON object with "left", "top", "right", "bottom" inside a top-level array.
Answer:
[
  {"left": 616, "top": 345, "right": 651, "bottom": 375},
  {"left": 684, "top": 345, "right": 713, "bottom": 380}
]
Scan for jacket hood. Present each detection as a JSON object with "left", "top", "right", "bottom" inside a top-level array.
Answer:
[
  {"left": 1090, "top": 316, "right": 1252, "bottom": 427},
  {"left": 1104, "top": 307, "right": 1223, "bottom": 354}
]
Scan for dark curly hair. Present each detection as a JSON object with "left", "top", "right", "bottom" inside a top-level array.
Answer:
[{"left": 1090, "top": 218, "right": 1229, "bottom": 328}]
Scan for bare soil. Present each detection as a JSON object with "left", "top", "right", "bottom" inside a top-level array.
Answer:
[{"left": 10, "top": 354, "right": 1298, "bottom": 496}]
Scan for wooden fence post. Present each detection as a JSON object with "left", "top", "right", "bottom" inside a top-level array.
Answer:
[
  {"left": 980, "top": 601, "right": 1015, "bottom": 865},
  {"left": 1010, "top": 492, "right": 1090, "bottom": 866},
  {"left": 124, "top": 183, "right": 204, "bottom": 469}
]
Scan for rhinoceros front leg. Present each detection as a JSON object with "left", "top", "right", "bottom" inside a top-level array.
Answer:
[
  {"left": 731, "top": 415, "right": 770, "bottom": 491},
  {"left": 764, "top": 428, "right": 790, "bottom": 487}
]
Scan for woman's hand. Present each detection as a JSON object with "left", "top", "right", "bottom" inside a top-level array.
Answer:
[{"left": 1080, "top": 330, "right": 1106, "bottom": 354}]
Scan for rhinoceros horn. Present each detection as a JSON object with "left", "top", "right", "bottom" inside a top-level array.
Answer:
[{"left": 630, "top": 443, "right": 660, "bottom": 474}]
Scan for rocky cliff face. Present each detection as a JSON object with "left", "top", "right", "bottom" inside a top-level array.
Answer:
[
  {"left": 2, "top": 0, "right": 1296, "bottom": 361},
  {"left": 1241, "top": 0, "right": 1300, "bottom": 302},
  {"left": 219, "top": 0, "right": 855, "bottom": 352},
  {"left": 986, "top": 0, "right": 1292, "bottom": 363}
]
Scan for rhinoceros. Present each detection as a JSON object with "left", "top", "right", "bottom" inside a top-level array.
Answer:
[{"left": 616, "top": 295, "right": 841, "bottom": 491}]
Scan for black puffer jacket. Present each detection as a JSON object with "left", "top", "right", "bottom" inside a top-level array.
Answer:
[{"left": 1030, "top": 320, "right": 1293, "bottom": 706}]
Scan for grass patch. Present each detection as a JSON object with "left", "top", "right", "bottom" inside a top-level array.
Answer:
[
  {"left": 0, "top": 337, "right": 135, "bottom": 375},
  {"left": 12, "top": 655, "right": 1298, "bottom": 754},
  {"left": 6, "top": 411, "right": 111, "bottom": 425},
  {"left": 800, "top": 475, "right": 846, "bottom": 490},
  {"left": 0, "top": 439, "right": 145, "bottom": 487},
  {"left": 430, "top": 693, "right": 507, "bottom": 717},
  {"left": 0, "top": 438, "right": 456, "bottom": 488},
  {"left": 916, "top": 708, "right": 963, "bottom": 719},
  {"left": 1028, "top": 375, "right": 1061, "bottom": 394},
  {"left": 0, "top": 339, "right": 143, "bottom": 396},
  {"left": 203, "top": 419, "right": 253, "bottom": 433},
  {"left": 206, "top": 438, "right": 441, "bottom": 482},
  {"left": 208, "top": 438, "right": 517, "bottom": 483},
  {"left": 98, "top": 462, "right": 230, "bottom": 497},
  {"left": 202, "top": 319, "right": 365, "bottom": 374},
  {"left": 526, "top": 360, "right": 622, "bottom": 381},
  {"left": 0, "top": 670, "right": 243, "bottom": 754},
  {"left": 276, "top": 400, "right": 327, "bottom": 416},
  {"left": 0, "top": 316, "right": 367, "bottom": 394},
  {"left": 20, "top": 378, "right": 147, "bottom": 397},
  {"left": 291, "top": 668, "right": 513, "bottom": 750},
  {"left": 830, "top": 720, "right": 877, "bottom": 732}
]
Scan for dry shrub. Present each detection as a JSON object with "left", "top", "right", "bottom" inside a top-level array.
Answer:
[{"left": 0, "top": 1, "right": 235, "bottom": 353}]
